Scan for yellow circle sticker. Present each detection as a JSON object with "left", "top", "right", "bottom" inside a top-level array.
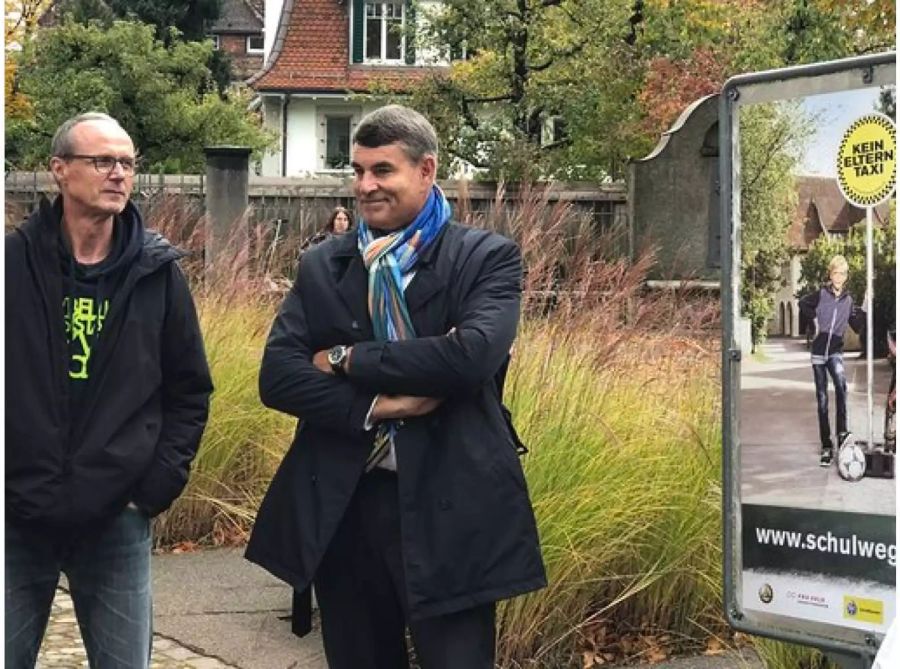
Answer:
[{"left": 836, "top": 113, "right": 896, "bottom": 207}]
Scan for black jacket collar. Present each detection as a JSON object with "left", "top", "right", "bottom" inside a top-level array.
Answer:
[{"left": 332, "top": 223, "right": 451, "bottom": 326}]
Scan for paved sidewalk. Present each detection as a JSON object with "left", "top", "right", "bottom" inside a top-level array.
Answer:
[
  {"left": 37, "top": 589, "right": 237, "bottom": 668},
  {"left": 37, "top": 549, "right": 762, "bottom": 669},
  {"left": 741, "top": 338, "right": 894, "bottom": 513},
  {"left": 37, "top": 549, "right": 324, "bottom": 669}
]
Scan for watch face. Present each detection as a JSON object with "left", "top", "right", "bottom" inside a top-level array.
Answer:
[{"left": 328, "top": 346, "right": 345, "bottom": 366}]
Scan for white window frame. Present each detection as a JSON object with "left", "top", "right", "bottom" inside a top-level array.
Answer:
[
  {"left": 364, "top": 1, "right": 406, "bottom": 64},
  {"left": 210, "top": 34, "right": 220, "bottom": 50},
  {"left": 324, "top": 115, "right": 353, "bottom": 170},
  {"left": 246, "top": 34, "right": 265, "bottom": 54},
  {"left": 316, "top": 106, "right": 362, "bottom": 173}
]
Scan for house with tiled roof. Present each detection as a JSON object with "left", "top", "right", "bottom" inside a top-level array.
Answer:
[
  {"left": 209, "top": 0, "right": 266, "bottom": 82},
  {"left": 252, "top": 0, "right": 446, "bottom": 176},
  {"left": 769, "top": 174, "right": 890, "bottom": 337}
]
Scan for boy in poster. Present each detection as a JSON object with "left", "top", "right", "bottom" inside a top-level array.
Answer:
[{"left": 798, "top": 255, "right": 866, "bottom": 467}]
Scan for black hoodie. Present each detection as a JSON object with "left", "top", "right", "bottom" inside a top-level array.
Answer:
[
  {"left": 6, "top": 197, "right": 213, "bottom": 527},
  {"left": 58, "top": 202, "right": 144, "bottom": 413}
]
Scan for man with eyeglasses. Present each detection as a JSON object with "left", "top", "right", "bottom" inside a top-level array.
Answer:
[{"left": 5, "top": 112, "right": 213, "bottom": 667}]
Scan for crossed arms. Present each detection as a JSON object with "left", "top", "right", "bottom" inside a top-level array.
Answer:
[{"left": 259, "top": 238, "right": 522, "bottom": 432}]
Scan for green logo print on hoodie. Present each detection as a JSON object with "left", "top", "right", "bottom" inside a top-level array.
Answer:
[{"left": 63, "top": 295, "right": 110, "bottom": 380}]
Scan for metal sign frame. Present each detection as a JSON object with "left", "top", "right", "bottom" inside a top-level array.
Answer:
[{"left": 721, "top": 51, "right": 896, "bottom": 661}]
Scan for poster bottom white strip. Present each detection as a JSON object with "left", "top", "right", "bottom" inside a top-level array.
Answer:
[{"left": 742, "top": 569, "right": 895, "bottom": 634}]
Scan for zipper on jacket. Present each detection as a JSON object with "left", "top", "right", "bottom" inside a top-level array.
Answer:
[{"left": 825, "top": 308, "right": 837, "bottom": 359}]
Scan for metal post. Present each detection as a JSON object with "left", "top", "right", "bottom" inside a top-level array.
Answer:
[{"left": 866, "top": 206, "right": 874, "bottom": 447}]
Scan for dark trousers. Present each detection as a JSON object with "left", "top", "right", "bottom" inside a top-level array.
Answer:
[
  {"left": 5, "top": 507, "right": 152, "bottom": 668},
  {"left": 313, "top": 469, "right": 496, "bottom": 669},
  {"left": 813, "top": 356, "right": 848, "bottom": 448}
]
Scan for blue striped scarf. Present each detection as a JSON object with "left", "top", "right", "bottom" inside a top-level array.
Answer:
[{"left": 357, "top": 185, "right": 452, "bottom": 469}]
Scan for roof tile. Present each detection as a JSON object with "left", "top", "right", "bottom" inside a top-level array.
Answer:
[{"left": 251, "top": 0, "right": 442, "bottom": 92}]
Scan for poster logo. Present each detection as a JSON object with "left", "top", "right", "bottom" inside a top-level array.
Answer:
[
  {"left": 836, "top": 112, "right": 896, "bottom": 207},
  {"left": 758, "top": 583, "right": 773, "bottom": 604},
  {"left": 843, "top": 596, "right": 884, "bottom": 625}
]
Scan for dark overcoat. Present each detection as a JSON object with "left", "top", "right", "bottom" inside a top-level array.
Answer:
[{"left": 245, "top": 222, "right": 546, "bottom": 627}]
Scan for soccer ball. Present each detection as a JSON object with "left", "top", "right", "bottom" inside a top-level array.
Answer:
[{"left": 837, "top": 442, "right": 866, "bottom": 482}]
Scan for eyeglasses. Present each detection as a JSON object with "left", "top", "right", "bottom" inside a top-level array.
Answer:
[{"left": 61, "top": 154, "right": 139, "bottom": 175}]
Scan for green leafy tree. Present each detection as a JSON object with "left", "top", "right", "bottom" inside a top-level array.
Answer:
[
  {"left": 7, "top": 20, "right": 273, "bottom": 172},
  {"left": 811, "top": 0, "right": 895, "bottom": 58},
  {"left": 408, "top": 0, "right": 637, "bottom": 180},
  {"left": 47, "top": 0, "right": 231, "bottom": 93},
  {"left": 739, "top": 102, "right": 811, "bottom": 345},
  {"left": 49, "top": 0, "right": 223, "bottom": 41},
  {"left": 406, "top": 0, "right": 893, "bottom": 181},
  {"left": 105, "top": 0, "right": 222, "bottom": 42}
]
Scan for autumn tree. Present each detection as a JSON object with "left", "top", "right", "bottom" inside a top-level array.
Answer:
[
  {"left": 406, "top": 0, "right": 894, "bottom": 181},
  {"left": 5, "top": 1, "right": 54, "bottom": 128},
  {"left": 5, "top": 0, "right": 53, "bottom": 45},
  {"left": 635, "top": 0, "right": 895, "bottom": 138},
  {"left": 409, "top": 0, "right": 636, "bottom": 180}
]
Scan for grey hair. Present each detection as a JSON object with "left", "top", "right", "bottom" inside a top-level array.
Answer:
[
  {"left": 50, "top": 112, "right": 126, "bottom": 157},
  {"left": 352, "top": 105, "right": 438, "bottom": 163}
]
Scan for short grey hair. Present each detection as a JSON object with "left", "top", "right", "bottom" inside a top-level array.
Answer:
[
  {"left": 50, "top": 112, "right": 126, "bottom": 157},
  {"left": 352, "top": 105, "right": 438, "bottom": 163}
]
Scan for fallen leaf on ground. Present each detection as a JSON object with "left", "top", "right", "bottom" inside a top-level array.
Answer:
[
  {"left": 646, "top": 647, "right": 668, "bottom": 663},
  {"left": 705, "top": 637, "right": 726, "bottom": 655},
  {"left": 170, "top": 541, "right": 199, "bottom": 554},
  {"left": 583, "top": 650, "right": 604, "bottom": 668}
]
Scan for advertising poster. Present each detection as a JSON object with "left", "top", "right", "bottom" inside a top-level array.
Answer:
[{"left": 737, "top": 82, "right": 896, "bottom": 643}]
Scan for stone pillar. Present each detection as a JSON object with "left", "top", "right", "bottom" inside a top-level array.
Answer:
[{"left": 204, "top": 146, "right": 252, "bottom": 273}]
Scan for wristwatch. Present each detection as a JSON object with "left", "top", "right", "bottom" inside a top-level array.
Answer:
[{"left": 327, "top": 345, "right": 349, "bottom": 375}]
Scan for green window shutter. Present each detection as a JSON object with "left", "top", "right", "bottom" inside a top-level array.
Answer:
[
  {"left": 352, "top": 0, "right": 365, "bottom": 63},
  {"left": 405, "top": 0, "right": 416, "bottom": 65}
]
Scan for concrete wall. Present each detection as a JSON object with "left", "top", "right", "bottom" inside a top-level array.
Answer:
[{"left": 629, "top": 94, "right": 720, "bottom": 280}]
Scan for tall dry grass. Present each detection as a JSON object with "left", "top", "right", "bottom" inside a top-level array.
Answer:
[{"left": 136, "top": 188, "right": 822, "bottom": 668}]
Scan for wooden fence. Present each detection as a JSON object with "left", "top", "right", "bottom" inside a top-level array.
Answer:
[{"left": 5, "top": 172, "right": 629, "bottom": 255}]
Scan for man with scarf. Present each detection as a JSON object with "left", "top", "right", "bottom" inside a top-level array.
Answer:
[
  {"left": 247, "top": 105, "right": 546, "bottom": 668},
  {"left": 6, "top": 112, "right": 212, "bottom": 666}
]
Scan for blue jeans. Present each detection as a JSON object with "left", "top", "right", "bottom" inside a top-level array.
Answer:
[
  {"left": 813, "top": 355, "right": 848, "bottom": 449},
  {"left": 5, "top": 506, "right": 152, "bottom": 668}
]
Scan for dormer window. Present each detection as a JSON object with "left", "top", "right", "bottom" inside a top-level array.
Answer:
[
  {"left": 365, "top": 1, "right": 404, "bottom": 62},
  {"left": 247, "top": 34, "right": 264, "bottom": 54}
]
